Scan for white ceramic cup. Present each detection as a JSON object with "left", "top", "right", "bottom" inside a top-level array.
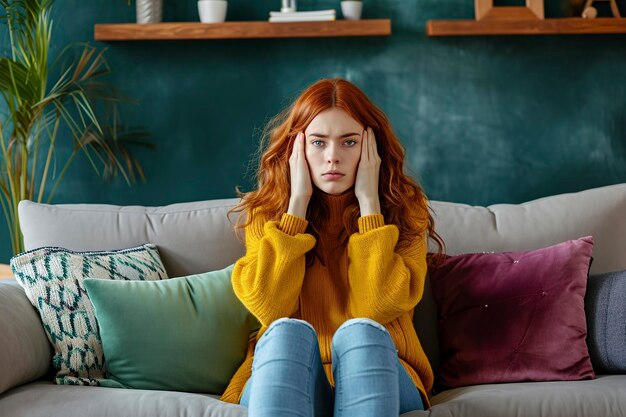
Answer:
[
  {"left": 198, "top": 0, "right": 228, "bottom": 23},
  {"left": 341, "top": 1, "right": 362, "bottom": 20}
]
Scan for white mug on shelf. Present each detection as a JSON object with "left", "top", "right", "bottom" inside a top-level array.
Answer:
[
  {"left": 341, "top": 1, "right": 362, "bottom": 20},
  {"left": 198, "top": 0, "right": 228, "bottom": 23}
]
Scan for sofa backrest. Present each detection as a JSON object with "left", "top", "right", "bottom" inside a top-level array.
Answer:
[
  {"left": 19, "top": 199, "right": 245, "bottom": 278},
  {"left": 18, "top": 182, "right": 626, "bottom": 371},
  {"left": 429, "top": 183, "right": 626, "bottom": 274}
]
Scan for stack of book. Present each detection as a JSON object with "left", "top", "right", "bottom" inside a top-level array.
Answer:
[{"left": 268, "top": 9, "right": 336, "bottom": 23}]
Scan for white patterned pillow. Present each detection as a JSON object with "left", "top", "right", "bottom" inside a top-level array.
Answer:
[{"left": 11, "top": 244, "right": 167, "bottom": 386}]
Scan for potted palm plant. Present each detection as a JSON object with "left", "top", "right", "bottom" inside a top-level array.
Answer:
[{"left": 0, "top": 0, "right": 152, "bottom": 255}]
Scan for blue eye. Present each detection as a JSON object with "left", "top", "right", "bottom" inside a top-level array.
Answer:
[
  {"left": 311, "top": 140, "right": 325, "bottom": 147},
  {"left": 344, "top": 140, "right": 358, "bottom": 146}
]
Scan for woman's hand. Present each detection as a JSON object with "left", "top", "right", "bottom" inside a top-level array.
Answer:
[
  {"left": 287, "top": 132, "right": 312, "bottom": 219},
  {"left": 355, "top": 127, "right": 382, "bottom": 216}
]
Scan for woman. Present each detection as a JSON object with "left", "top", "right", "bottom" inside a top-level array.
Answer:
[{"left": 221, "top": 78, "right": 444, "bottom": 416}]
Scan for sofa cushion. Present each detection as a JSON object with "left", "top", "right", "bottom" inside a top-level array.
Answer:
[
  {"left": 10, "top": 245, "right": 167, "bottom": 386},
  {"left": 585, "top": 269, "right": 626, "bottom": 373},
  {"left": 426, "top": 183, "right": 626, "bottom": 275},
  {"left": 0, "top": 381, "right": 249, "bottom": 417},
  {"left": 18, "top": 199, "right": 246, "bottom": 278},
  {"left": 414, "top": 183, "right": 626, "bottom": 374},
  {"left": 84, "top": 264, "right": 260, "bottom": 394},
  {"left": 429, "top": 237, "right": 595, "bottom": 390},
  {"left": 423, "top": 375, "right": 626, "bottom": 417},
  {"left": 0, "top": 280, "right": 52, "bottom": 396},
  {"left": 2, "top": 377, "right": 625, "bottom": 417}
]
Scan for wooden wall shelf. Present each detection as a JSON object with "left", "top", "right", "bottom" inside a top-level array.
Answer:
[
  {"left": 94, "top": 20, "right": 391, "bottom": 41},
  {"left": 426, "top": 17, "right": 626, "bottom": 36}
]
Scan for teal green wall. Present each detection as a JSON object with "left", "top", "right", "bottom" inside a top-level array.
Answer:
[{"left": 2, "top": 0, "right": 626, "bottom": 262}]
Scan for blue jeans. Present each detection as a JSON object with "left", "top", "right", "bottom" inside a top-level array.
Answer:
[{"left": 240, "top": 318, "right": 425, "bottom": 417}]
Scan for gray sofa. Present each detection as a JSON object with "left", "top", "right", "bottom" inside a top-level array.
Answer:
[{"left": 1, "top": 183, "right": 625, "bottom": 417}]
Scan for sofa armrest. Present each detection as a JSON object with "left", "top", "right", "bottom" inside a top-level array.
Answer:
[{"left": 0, "top": 279, "right": 52, "bottom": 395}]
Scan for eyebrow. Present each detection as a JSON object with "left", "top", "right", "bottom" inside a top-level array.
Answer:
[{"left": 308, "top": 132, "right": 361, "bottom": 139}]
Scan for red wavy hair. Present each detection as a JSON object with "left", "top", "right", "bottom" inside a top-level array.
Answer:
[{"left": 229, "top": 78, "right": 444, "bottom": 265}]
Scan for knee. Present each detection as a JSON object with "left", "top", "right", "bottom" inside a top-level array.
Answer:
[
  {"left": 266, "top": 317, "right": 316, "bottom": 334},
  {"left": 257, "top": 318, "right": 317, "bottom": 348},
  {"left": 335, "top": 317, "right": 388, "bottom": 335},
  {"left": 332, "top": 318, "right": 394, "bottom": 354},
  {"left": 254, "top": 318, "right": 319, "bottom": 367}
]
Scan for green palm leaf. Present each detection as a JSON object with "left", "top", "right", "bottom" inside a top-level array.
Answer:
[{"left": 0, "top": 0, "right": 152, "bottom": 254}]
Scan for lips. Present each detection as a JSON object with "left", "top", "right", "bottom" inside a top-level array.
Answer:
[
  {"left": 322, "top": 171, "right": 345, "bottom": 181},
  {"left": 322, "top": 170, "right": 344, "bottom": 176}
]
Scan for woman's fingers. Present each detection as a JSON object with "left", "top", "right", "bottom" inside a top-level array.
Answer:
[
  {"left": 299, "top": 132, "right": 306, "bottom": 161},
  {"left": 361, "top": 129, "right": 368, "bottom": 162},
  {"left": 368, "top": 127, "right": 380, "bottom": 163},
  {"left": 296, "top": 133, "right": 302, "bottom": 160},
  {"left": 291, "top": 132, "right": 304, "bottom": 164},
  {"left": 290, "top": 133, "right": 299, "bottom": 161},
  {"left": 288, "top": 132, "right": 312, "bottom": 211}
]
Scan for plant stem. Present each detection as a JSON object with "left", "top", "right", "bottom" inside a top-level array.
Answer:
[
  {"left": 0, "top": 127, "right": 18, "bottom": 253},
  {"left": 37, "top": 114, "right": 60, "bottom": 203}
]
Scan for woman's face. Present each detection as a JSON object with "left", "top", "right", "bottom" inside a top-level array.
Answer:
[{"left": 304, "top": 108, "right": 364, "bottom": 196}]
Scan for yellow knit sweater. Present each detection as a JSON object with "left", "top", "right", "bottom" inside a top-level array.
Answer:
[{"left": 220, "top": 191, "right": 433, "bottom": 407}]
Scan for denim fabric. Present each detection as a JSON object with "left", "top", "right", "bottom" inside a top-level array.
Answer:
[
  {"left": 240, "top": 318, "right": 424, "bottom": 417},
  {"left": 240, "top": 318, "right": 333, "bottom": 417}
]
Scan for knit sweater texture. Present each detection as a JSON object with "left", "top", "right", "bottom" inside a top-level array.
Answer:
[{"left": 220, "top": 191, "right": 433, "bottom": 407}]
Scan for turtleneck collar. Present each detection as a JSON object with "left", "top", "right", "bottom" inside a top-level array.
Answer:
[{"left": 316, "top": 188, "right": 356, "bottom": 228}]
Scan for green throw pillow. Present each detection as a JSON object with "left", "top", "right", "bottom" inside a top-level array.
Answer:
[{"left": 84, "top": 264, "right": 260, "bottom": 394}]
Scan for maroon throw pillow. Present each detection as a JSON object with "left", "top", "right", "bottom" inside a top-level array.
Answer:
[{"left": 430, "top": 236, "right": 595, "bottom": 390}]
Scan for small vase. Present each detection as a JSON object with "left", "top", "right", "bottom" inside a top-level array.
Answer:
[
  {"left": 198, "top": 0, "right": 228, "bottom": 23},
  {"left": 136, "top": 0, "right": 163, "bottom": 24},
  {"left": 341, "top": 1, "right": 363, "bottom": 20}
]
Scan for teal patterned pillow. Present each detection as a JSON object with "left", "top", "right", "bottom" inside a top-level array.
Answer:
[{"left": 10, "top": 244, "right": 167, "bottom": 386}]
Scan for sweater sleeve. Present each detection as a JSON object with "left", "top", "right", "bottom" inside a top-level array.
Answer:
[
  {"left": 346, "top": 214, "right": 428, "bottom": 324},
  {"left": 231, "top": 212, "right": 316, "bottom": 327}
]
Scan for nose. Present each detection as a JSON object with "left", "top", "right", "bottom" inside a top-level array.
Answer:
[{"left": 325, "top": 142, "right": 340, "bottom": 164}]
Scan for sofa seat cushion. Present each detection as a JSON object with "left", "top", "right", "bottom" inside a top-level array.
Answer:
[
  {"left": 419, "top": 375, "right": 626, "bottom": 417},
  {"left": 4, "top": 378, "right": 624, "bottom": 417},
  {"left": 0, "top": 381, "right": 247, "bottom": 417}
]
